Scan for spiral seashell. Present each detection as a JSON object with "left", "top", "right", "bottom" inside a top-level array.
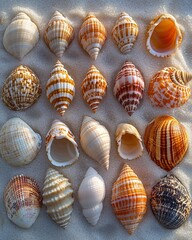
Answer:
[
  {"left": 80, "top": 116, "right": 110, "bottom": 170},
  {"left": 81, "top": 65, "right": 107, "bottom": 113},
  {"left": 114, "top": 61, "right": 144, "bottom": 116},
  {"left": 43, "top": 168, "right": 74, "bottom": 228},
  {"left": 4, "top": 175, "right": 42, "bottom": 229},
  {"left": 79, "top": 13, "right": 107, "bottom": 60},
  {"left": 3, "top": 12, "right": 39, "bottom": 59},
  {"left": 144, "top": 115, "right": 188, "bottom": 171},
  {"left": 112, "top": 12, "right": 139, "bottom": 54},
  {"left": 78, "top": 167, "right": 105, "bottom": 226},
  {"left": 151, "top": 174, "right": 192, "bottom": 229},
  {"left": 46, "top": 60, "right": 75, "bottom": 116},
  {"left": 44, "top": 11, "right": 74, "bottom": 57},
  {"left": 111, "top": 164, "right": 147, "bottom": 235}
]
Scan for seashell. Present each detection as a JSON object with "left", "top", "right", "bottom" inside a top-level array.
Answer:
[
  {"left": 80, "top": 116, "right": 110, "bottom": 170},
  {"left": 146, "top": 14, "right": 182, "bottom": 57},
  {"left": 0, "top": 117, "right": 41, "bottom": 167},
  {"left": 114, "top": 61, "right": 144, "bottom": 116},
  {"left": 46, "top": 60, "right": 75, "bottom": 116},
  {"left": 2, "top": 65, "right": 42, "bottom": 111},
  {"left": 43, "top": 168, "right": 74, "bottom": 228},
  {"left": 81, "top": 65, "right": 107, "bottom": 112},
  {"left": 44, "top": 11, "right": 74, "bottom": 58},
  {"left": 116, "top": 123, "right": 143, "bottom": 160},
  {"left": 111, "top": 164, "right": 147, "bottom": 235},
  {"left": 78, "top": 167, "right": 105, "bottom": 225},
  {"left": 151, "top": 174, "right": 192, "bottom": 229},
  {"left": 112, "top": 12, "right": 139, "bottom": 54},
  {"left": 45, "top": 119, "right": 79, "bottom": 167},
  {"left": 148, "top": 67, "right": 192, "bottom": 108},
  {"left": 144, "top": 115, "right": 188, "bottom": 171},
  {"left": 3, "top": 12, "right": 39, "bottom": 59},
  {"left": 79, "top": 13, "right": 107, "bottom": 60},
  {"left": 4, "top": 175, "right": 42, "bottom": 229}
]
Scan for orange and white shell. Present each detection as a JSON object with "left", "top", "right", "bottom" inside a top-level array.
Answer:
[
  {"left": 79, "top": 13, "right": 107, "bottom": 60},
  {"left": 111, "top": 164, "right": 147, "bottom": 235},
  {"left": 81, "top": 65, "right": 107, "bottom": 113}
]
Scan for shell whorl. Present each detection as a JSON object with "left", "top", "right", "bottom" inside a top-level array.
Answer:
[
  {"left": 171, "top": 70, "right": 192, "bottom": 85},
  {"left": 12, "top": 12, "right": 31, "bottom": 21}
]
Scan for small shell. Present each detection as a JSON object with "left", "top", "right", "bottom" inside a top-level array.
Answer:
[
  {"left": 112, "top": 12, "right": 139, "bottom": 53},
  {"left": 4, "top": 175, "right": 42, "bottom": 229},
  {"left": 151, "top": 174, "right": 192, "bottom": 229},
  {"left": 144, "top": 115, "right": 188, "bottom": 171},
  {"left": 111, "top": 164, "right": 147, "bottom": 235},
  {"left": 44, "top": 11, "right": 74, "bottom": 57},
  {"left": 81, "top": 65, "right": 107, "bottom": 112},
  {"left": 3, "top": 12, "right": 39, "bottom": 59},
  {"left": 114, "top": 61, "right": 144, "bottom": 116}
]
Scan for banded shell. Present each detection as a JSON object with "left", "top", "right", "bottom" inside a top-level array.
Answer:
[
  {"left": 78, "top": 167, "right": 105, "bottom": 225},
  {"left": 111, "top": 164, "right": 147, "bottom": 235},
  {"left": 146, "top": 14, "right": 182, "bottom": 57},
  {"left": 2, "top": 65, "right": 42, "bottom": 111},
  {"left": 3, "top": 12, "right": 39, "bottom": 59},
  {"left": 46, "top": 60, "right": 75, "bottom": 116},
  {"left": 4, "top": 175, "right": 42, "bottom": 229},
  {"left": 44, "top": 11, "right": 74, "bottom": 57},
  {"left": 151, "top": 174, "right": 192, "bottom": 229},
  {"left": 81, "top": 65, "right": 107, "bottom": 112},
  {"left": 0, "top": 118, "right": 41, "bottom": 167},
  {"left": 80, "top": 116, "right": 110, "bottom": 170},
  {"left": 112, "top": 12, "right": 139, "bottom": 53},
  {"left": 79, "top": 13, "right": 107, "bottom": 60},
  {"left": 144, "top": 115, "right": 188, "bottom": 171},
  {"left": 114, "top": 61, "right": 144, "bottom": 116},
  {"left": 43, "top": 168, "right": 74, "bottom": 228}
]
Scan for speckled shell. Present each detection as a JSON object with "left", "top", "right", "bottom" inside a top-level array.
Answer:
[
  {"left": 43, "top": 168, "right": 74, "bottom": 228},
  {"left": 151, "top": 174, "right": 192, "bottom": 229},
  {"left": 112, "top": 12, "right": 138, "bottom": 53},
  {"left": 111, "top": 164, "right": 147, "bottom": 235},
  {"left": 144, "top": 115, "right": 188, "bottom": 171},
  {"left": 46, "top": 60, "right": 75, "bottom": 116},
  {"left": 4, "top": 175, "right": 42, "bottom": 229},
  {"left": 79, "top": 13, "right": 107, "bottom": 60},
  {"left": 114, "top": 61, "right": 144, "bottom": 116},
  {"left": 44, "top": 11, "right": 74, "bottom": 57},
  {"left": 81, "top": 65, "right": 107, "bottom": 113}
]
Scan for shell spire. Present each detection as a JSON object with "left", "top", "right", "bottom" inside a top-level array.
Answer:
[{"left": 171, "top": 70, "right": 192, "bottom": 85}]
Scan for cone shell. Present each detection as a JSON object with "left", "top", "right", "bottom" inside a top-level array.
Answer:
[
  {"left": 111, "top": 164, "right": 147, "bottom": 235},
  {"left": 144, "top": 115, "right": 188, "bottom": 171},
  {"left": 4, "top": 175, "right": 42, "bottom": 229}
]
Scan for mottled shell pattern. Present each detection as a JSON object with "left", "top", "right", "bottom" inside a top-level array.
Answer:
[
  {"left": 151, "top": 174, "right": 192, "bottom": 229},
  {"left": 114, "top": 61, "right": 144, "bottom": 116},
  {"left": 111, "top": 164, "right": 147, "bottom": 235},
  {"left": 43, "top": 168, "right": 74, "bottom": 228},
  {"left": 144, "top": 115, "right": 188, "bottom": 171},
  {"left": 78, "top": 167, "right": 105, "bottom": 226},
  {"left": 4, "top": 175, "right": 42, "bottom": 229}
]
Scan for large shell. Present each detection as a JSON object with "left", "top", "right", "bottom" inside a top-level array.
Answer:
[
  {"left": 112, "top": 12, "right": 139, "bottom": 53},
  {"left": 79, "top": 13, "right": 107, "bottom": 60},
  {"left": 46, "top": 60, "right": 75, "bottom": 116},
  {"left": 3, "top": 12, "right": 39, "bottom": 59},
  {"left": 43, "top": 168, "right": 74, "bottom": 228},
  {"left": 80, "top": 116, "right": 110, "bottom": 170},
  {"left": 114, "top": 61, "right": 144, "bottom": 116},
  {"left": 151, "top": 174, "right": 192, "bottom": 229},
  {"left": 78, "top": 167, "right": 105, "bottom": 226},
  {"left": 81, "top": 65, "right": 107, "bottom": 113},
  {"left": 0, "top": 118, "right": 41, "bottom": 167},
  {"left": 2, "top": 65, "right": 42, "bottom": 111},
  {"left": 111, "top": 164, "right": 147, "bottom": 235},
  {"left": 4, "top": 175, "right": 42, "bottom": 229},
  {"left": 144, "top": 115, "right": 188, "bottom": 171},
  {"left": 44, "top": 11, "right": 74, "bottom": 57}
]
